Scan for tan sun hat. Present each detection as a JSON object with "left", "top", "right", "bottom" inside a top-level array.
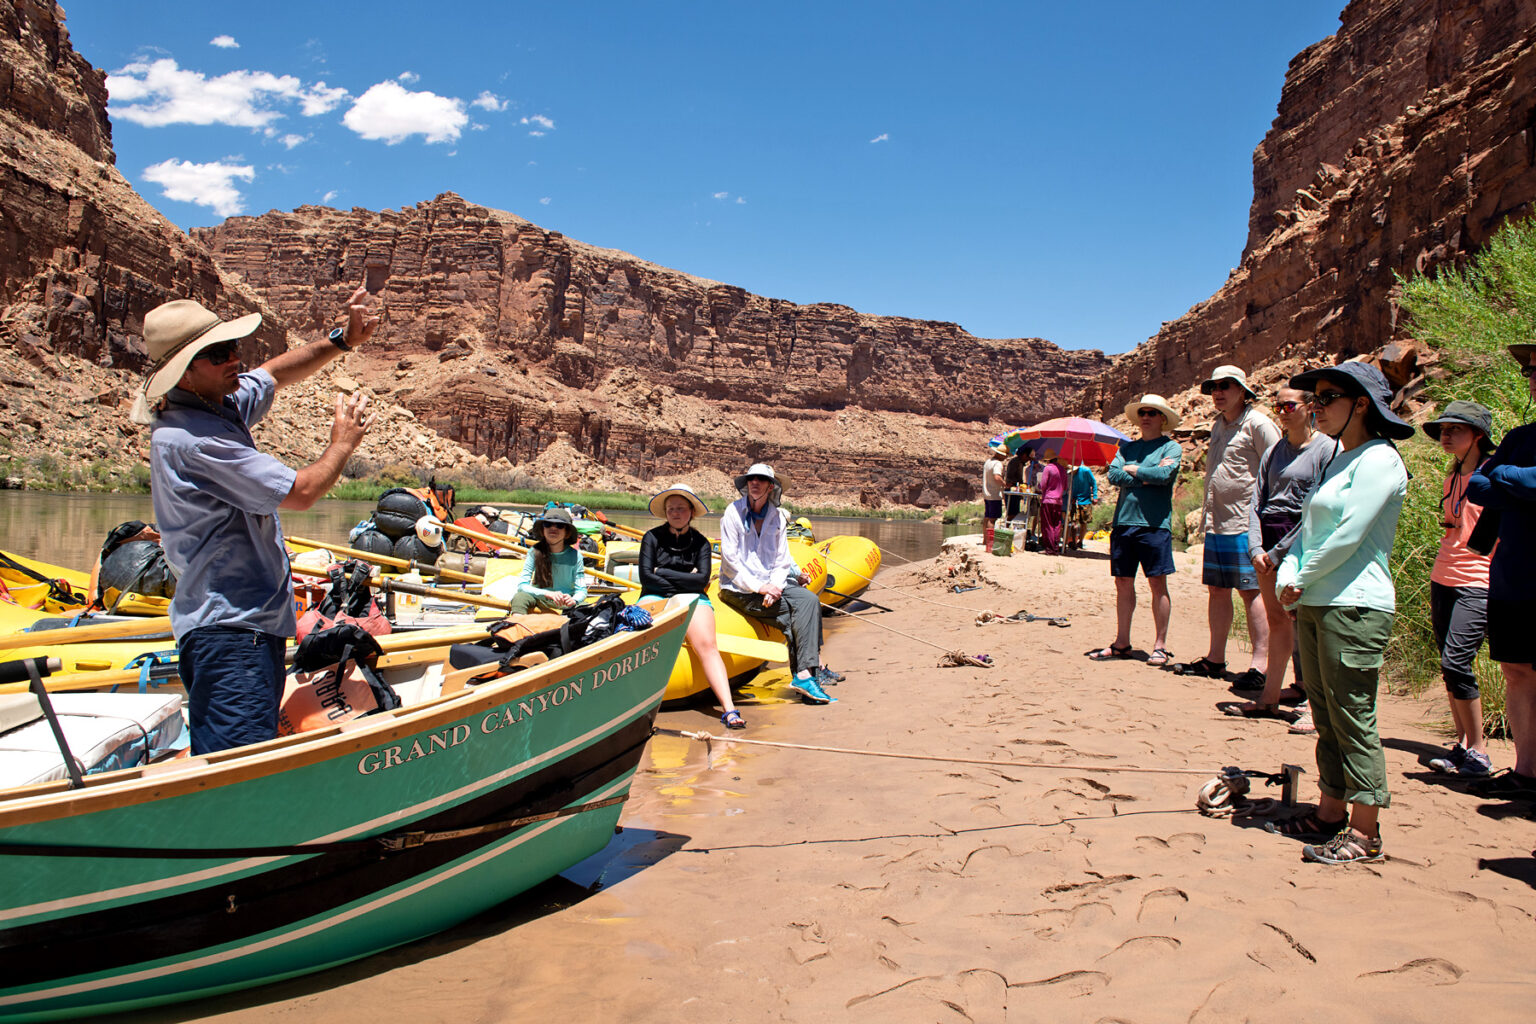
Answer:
[
  {"left": 648, "top": 482, "right": 709, "bottom": 519},
  {"left": 1200, "top": 364, "right": 1256, "bottom": 399},
  {"left": 129, "top": 299, "right": 262, "bottom": 423},
  {"left": 1123, "top": 394, "right": 1182, "bottom": 430}
]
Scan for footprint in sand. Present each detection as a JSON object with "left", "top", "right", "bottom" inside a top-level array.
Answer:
[
  {"left": 1135, "top": 886, "right": 1189, "bottom": 924},
  {"left": 1245, "top": 922, "right": 1317, "bottom": 972},
  {"left": 1357, "top": 957, "right": 1465, "bottom": 986},
  {"left": 1095, "top": 934, "right": 1182, "bottom": 965},
  {"left": 1134, "top": 832, "right": 1206, "bottom": 854},
  {"left": 1009, "top": 969, "right": 1110, "bottom": 997},
  {"left": 1025, "top": 901, "right": 1116, "bottom": 940}
]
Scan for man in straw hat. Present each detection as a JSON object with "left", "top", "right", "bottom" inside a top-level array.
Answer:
[
  {"left": 1467, "top": 343, "right": 1536, "bottom": 801},
  {"left": 981, "top": 441, "right": 1008, "bottom": 551},
  {"left": 1172, "top": 365, "right": 1279, "bottom": 685},
  {"left": 139, "top": 286, "right": 379, "bottom": 754},
  {"left": 717, "top": 463, "right": 839, "bottom": 705},
  {"left": 1088, "top": 394, "right": 1182, "bottom": 666}
]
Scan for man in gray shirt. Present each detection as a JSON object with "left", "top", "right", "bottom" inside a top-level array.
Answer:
[{"left": 135, "top": 287, "right": 379, "bottom": 753}]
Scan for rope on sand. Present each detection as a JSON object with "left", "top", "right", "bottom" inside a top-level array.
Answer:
[{"left": 656, "top": 728, "right": 1215, "bottom": 777}]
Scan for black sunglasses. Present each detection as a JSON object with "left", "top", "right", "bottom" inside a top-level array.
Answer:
[
  {"left": 194, "top": 341, "right": 241, "bottom": 365},
  {"left": 1309, "top": 391, "right": 1353, "bottom": 408},
  {"left": 1136, "top": 409, "right": 1162, "bottom": 418}
]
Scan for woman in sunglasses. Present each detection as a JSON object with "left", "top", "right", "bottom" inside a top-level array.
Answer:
[
  {"left": 1226, "top": 386, "right": 1331, "bottom": 728},
  {"left": 1422, "top": 401, "right": 1497, "bottom": 778},
  {"left": 1268, "top": 362, "right": 1411, "bottom": 865}
]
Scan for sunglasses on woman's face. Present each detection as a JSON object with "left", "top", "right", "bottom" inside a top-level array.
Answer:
[
  {"left": 1309, "top": 390, "right": 1351, "bottom": 408},
  {"left": 1274, "top": 401, "right": 1305, "bottom": 413},
  {"left": 194, "top": 341, "right": 240, "bottom": 365},
  {"left": 1136, "top": 409, "right": 1161, "bottom": 418}
]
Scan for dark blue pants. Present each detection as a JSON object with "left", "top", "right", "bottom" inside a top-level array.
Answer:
[{"left": 179, "top": 626, "right": 287, "bottom": 755}]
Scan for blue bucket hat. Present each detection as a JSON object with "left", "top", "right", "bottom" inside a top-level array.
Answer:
[{"left": 1288, "top": 361, "right": 1415, "bottom": 440}]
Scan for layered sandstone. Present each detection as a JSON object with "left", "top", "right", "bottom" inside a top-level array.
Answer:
[
  {"left": 1080, "top": 0, "right": 1536, "bottom": 418},
  {"left": 197, "top": 196, "right": 1110, "bottom": 501}
]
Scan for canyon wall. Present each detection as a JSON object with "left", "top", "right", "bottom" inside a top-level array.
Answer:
[
  {"left": 1080, "top": 0, "right": 1536, "bottom": 418},
  {"left": 196, "top": 197, "right": 1111, "bottom": 501}
]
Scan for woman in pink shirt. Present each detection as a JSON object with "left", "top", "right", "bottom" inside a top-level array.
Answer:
[
  {"left": 1038, "top": 449, "right": 1066, "bottom": 553},
  {"left": 1424, "top": 401, "right": 1497, "bottom": 777}
]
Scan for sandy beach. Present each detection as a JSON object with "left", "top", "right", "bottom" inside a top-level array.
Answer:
[{"left": 130, "top": 540, "right": 1536, "bottom": 1024}]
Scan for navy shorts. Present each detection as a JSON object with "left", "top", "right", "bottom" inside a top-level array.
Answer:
[
  {"left": 1202, "top": 531, "right": 1258, "bottom": 590},
  {"left": 1488, "top": 597, "right": 1536, "bottom": 666},
  {"left": 983, "top": 499, "right": 1002, "bottom": 519},
  {"left": 179, "top": 626, "right": 287, "bottom": 755},
  {"left": 1109, "top": 525, "right": 1175, "bottom": 578}
]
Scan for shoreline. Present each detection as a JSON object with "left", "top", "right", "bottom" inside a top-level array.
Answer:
[{"left": 120, "top": 540, "right": 1536, "bottom": 1023}]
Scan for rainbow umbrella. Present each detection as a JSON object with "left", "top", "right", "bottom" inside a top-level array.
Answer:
[{"left": 1002, "top": 417, "right": 1129, "bottom": 467}]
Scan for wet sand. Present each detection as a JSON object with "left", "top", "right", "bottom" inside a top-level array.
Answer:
[{"left": 138, "top": 540, "right": 1536, "bottom": 1023}]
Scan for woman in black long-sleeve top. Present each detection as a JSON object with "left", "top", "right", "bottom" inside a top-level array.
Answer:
[{"left": 639, "top": 483, "right": 744, "bottom": 729}]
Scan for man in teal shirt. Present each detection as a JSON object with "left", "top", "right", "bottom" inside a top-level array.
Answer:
[
  {"left": 1089, "top": 394, "right": 1183, "bottom": 666},
  {"left": 1068, "top": 462, "right": 1098, "bottom": 549}
]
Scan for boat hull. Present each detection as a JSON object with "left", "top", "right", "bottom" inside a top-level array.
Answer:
[
  {"left": 0, "top": 605, "right": 691, "bottom": 1021},
  {"left": 816, "top": 536, "right": 882, "bottom": 607}
]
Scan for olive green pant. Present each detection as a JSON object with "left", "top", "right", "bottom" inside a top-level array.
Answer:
[{"left": 1296, "top": 604, "right": 1394, "bottom": 808}]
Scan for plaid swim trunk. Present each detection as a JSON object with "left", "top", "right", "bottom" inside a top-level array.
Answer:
[{"left": 1202, "top": 531, "right": 1258, "bottom": 590}]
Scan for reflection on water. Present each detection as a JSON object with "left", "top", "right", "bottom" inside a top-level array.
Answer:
[{"left": 0, "top": 491, "right": 962, "bottom": 569}]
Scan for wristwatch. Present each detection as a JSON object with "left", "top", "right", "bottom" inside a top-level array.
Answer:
[{"left": 327, "top": 327, "right": 351, "bottom": 351}]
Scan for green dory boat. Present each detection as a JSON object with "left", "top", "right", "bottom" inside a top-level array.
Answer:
[{"left": 0, "top": 603, "right": 691, "bottom": 1022}]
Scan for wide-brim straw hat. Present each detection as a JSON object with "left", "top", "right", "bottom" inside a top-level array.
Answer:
[
  {"left": 734, "top": 462, "right": 784, "bottom": 506},
  {"left": 987, "top": 443, "right": 1008, "bottom": 457},
  {"left": 648, "top": 482, "right": 709, "bottom": 519},
  {"left": 1423, "top": 399, "right": 1496, "bottom": 453},
  {"left": 1123, "top": 394, "right": 1182, "bottom": 431},
  {"left": 1288, "top": 362, "right": 1415, "bottom": 440},
  {"left": 1200, "top": 364, "right": 1256, "bottom": 399},
  {"left": 129, "top": 299, "right": 262, "bottom": 424}
]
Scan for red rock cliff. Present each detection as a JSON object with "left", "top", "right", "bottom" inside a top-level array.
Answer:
[
  {"left": 196, "top": 197, "right": 1111, "bottom": 501},
  {"left": 1080, "top": 0, "right": 1536, "bottom": 418}
]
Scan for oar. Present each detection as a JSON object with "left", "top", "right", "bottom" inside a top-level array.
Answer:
[
  {"left": 0, "top": 615, "right": 174, "bottom": 651},
  {"left": 606, "top": 521, "right": 646, "bottom": 541},
  {"left": 286, "top": 536, "right": 483, "bottom": 584},
  {"left": 440, "top": 518, "right": 609, "bottom": 566},
  {"left": 434, "top": 521, "right": 641, "bottom": 591}
]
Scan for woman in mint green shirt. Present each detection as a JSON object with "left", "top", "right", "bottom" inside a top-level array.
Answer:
[
  {"left": 1269, "top": 362, "right": 1411, "bottom": 865},
  {"left": 508, "top": 508, "right": 591, "bottom": 614}
]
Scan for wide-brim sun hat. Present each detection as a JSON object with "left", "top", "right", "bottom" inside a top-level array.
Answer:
[
  {"left": 1200, "top": 364, "right": 1256, "bottom": 399},
  {"left": 648, "top": 482, "right": 709, "bottom": 519},
  {"left": 734, "top": 462, "right": 784, "bottom": 506},
  {"left": 1508, "top": 343, "right": 1536, "bottom": 367},
  {"left": 987, "top": 443, "right": 1008, "bottom": 456},
  {"left": 531, "top": 506, "right": 579, "bottom": 541},
  {"left": 1288, "top": 361, "right": 1415, "bottom": 440},
  {"left": 1123, "top": 394, "right": 1182, "bottom": 431},
  {"left": 1423, "top": 399, "right": 1496, "bottom": 453},
  {"left": 140, "top": 299, "right": 262, "bottom": 403}
]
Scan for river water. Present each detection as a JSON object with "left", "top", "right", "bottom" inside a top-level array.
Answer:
[{"left": 0, "top": 491, "right": 966, "bottom": 571}]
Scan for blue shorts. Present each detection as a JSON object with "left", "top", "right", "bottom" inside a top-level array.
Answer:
[
  {"left": 1202, "top": 532, "right": 1258, "bottom": 590},
  {"left": 179, "top": 626, "right": 287, "bottom": 755},
  {"left": 1109, "top": 525, "right": 1174, "bottom": 578},
  {"left": 983, "top": 499, "right": 1003, "bottom": 519}
]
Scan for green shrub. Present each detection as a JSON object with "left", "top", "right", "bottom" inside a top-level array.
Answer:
[{"left": 943, "top": 501, "right": 982, "bottom": 524}]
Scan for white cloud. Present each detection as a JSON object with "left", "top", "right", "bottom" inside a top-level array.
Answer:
[
  {"left": 210, "top": 35, "right": 238, "bottom": 49},
  {"left": 869, "top": 132, "right": 889, "bottom": 143},
  {"left": 539, "top": 197, "right": 551, "bottom": 205},
  {"left": 527, "top": 130, "right": 545, "bottom": 137},
  {"left": 322, "top": 189, "right": 339, "bottom": 202},
  {"left": 736, "top": 196, "right": 746, "bottom": 205},
  {"left": 520, "top": 114, "right": 555, "bottom": 134},
  {"left": 342, "top": 81, "right": 468, "bottom": 144},
  {"left": 712, "top": 191, "right": 729, "bottom": 200},
  {"left": 299, "top": 82, "right": 348, "bottom": 115},
  {"left": 109, "top": 59, "right": 303, "bottom": 128},
  {"left": 280, "top": 133, "right": 307, "bottom": 149},
  {"left": 398, "top": 70, "right": 420, "bottom": 84},
  {"left": 141, "top": 159, "right": 253, "bottom": 217},
  {"left": 473, "top": 91, "right": 507, "bottom": 112}
]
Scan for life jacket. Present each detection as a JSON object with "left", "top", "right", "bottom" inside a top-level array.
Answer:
[
  {"left": 278, "top": 622, "right": 400, "bottom": 735},
  {"left": 296, "top": 560, "right": 390, "bottom": 642}
]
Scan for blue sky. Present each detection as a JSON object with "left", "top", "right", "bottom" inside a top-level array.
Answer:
[{"left": 61, "top": 1, "right": 1345, "bottom": 354}]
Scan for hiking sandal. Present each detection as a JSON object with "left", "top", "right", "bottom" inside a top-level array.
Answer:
[
  {"left": 1146, "top": 647, "right": 1172, "bottom": 667},
  {"left": 721, "top": 710, "right": 746, "bottom": 730},
  {"left": 1087, "top": 643, "right": 1132, "bottom": 661},
  {"left": 1172, "top": 657, "right": 1226, "bottom": 678},
  {"left": 1303, "top": 828, "right": 1385, "bottom": 865},
  {"left": 1263, "top": 811, "right": 1347, "bottom": 839}
]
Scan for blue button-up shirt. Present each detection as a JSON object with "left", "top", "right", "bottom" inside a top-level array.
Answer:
[{"left": 150, "top": 369, "right": 298, "bottom": 639}]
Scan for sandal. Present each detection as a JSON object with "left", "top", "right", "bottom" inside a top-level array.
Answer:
[
  {"left": 1221, "top": 701, "right": 1295, "bottom": 721},
  {"left": 1263, "top": 811, "right": 1346, "bottom": 839},
  {"left": 1172, "top": 657, "right": 1226, "bottom": 679},
  {"left": 1303, "top": 828, "right": 1385, "bottom": 865},
  {"left": 1087, "top": 643, "right": 1132, "bottom": 661},
  {"left": 1288, "top": 709, "right": 1316, "bottom": 735},
  {"left": 1231, "top": 668, "right": 1266, "bottom": 691},
  {"left": 721, "top": 710, "right": 746, "bottom": 730},
  {"left": 1146, "top": 647, "right": 1172, "bottom": 667}
]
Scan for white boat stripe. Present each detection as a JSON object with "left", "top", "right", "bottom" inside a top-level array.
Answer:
[
  {"left": 0, "top": 688, "right": 660, "bottom": 924},
  {"left": 0, "top": 774, "right": 634, "bottom": 1010}
]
